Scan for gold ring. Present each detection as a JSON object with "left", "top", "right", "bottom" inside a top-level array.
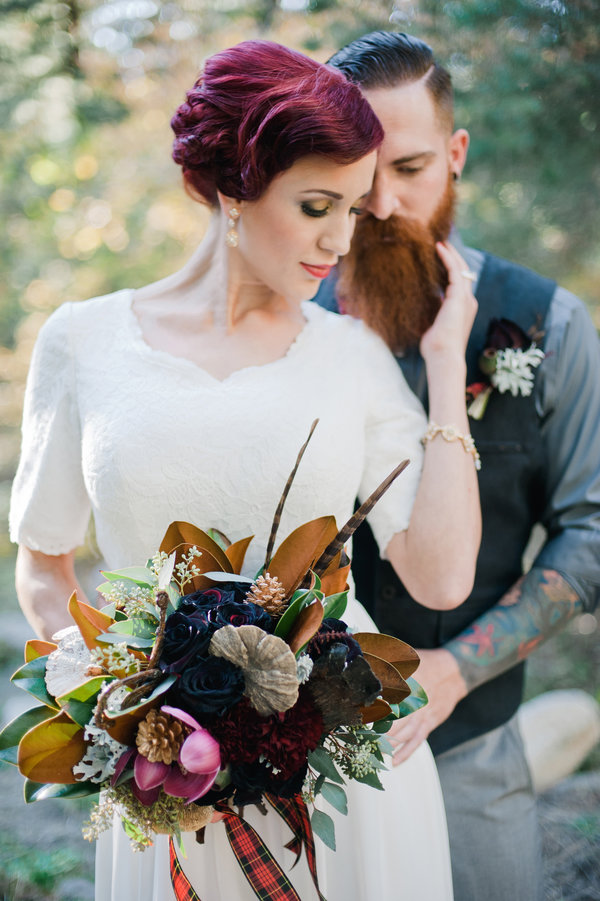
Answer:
[{"left": 461, "top": 269, "right": 477, "bottom": 281}]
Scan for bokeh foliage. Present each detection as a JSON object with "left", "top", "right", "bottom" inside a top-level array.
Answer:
[{"left": 0, "top": 0, "right": 598, "bottom": 525}]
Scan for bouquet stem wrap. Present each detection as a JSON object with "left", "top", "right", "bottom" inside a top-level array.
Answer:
[{"left": 169, "top": 794, "right": 324, "bottom": 901}]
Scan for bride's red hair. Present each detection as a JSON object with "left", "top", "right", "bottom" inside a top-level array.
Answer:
[{"left": 171, "top": 40, "right": 383, "bottom": 206}]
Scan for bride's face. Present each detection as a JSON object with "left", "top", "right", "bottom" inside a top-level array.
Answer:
[{"left": 233, "top": 152, "right": 377, "bottom": 302}]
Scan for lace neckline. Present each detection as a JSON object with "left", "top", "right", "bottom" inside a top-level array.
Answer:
[{"left": 123, "top": 289, "right": 321, "bottom": 384}]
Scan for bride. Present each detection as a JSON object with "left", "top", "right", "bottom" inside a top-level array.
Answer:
[{"left": 10, "top": 40, "right": 479, "bottom": 900}]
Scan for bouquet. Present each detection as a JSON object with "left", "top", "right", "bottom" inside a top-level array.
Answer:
[{"left": 0, "top": 423, "right": 426, "bottom": 897}]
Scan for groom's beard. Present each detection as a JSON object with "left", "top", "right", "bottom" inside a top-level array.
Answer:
[{"left": 337, "top": 175, "right": 456, "bottom": 352}]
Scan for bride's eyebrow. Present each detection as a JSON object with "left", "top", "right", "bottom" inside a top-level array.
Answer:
[
  {"left": 299, "top": 189, "right": 343, "bottom": 199},
  {"left": 298, "top": 189, "right": 371, "bottom": 199}
]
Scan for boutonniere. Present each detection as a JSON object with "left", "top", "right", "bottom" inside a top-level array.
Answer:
[{"left": 467, "top": 318, "right": 545, "bottom": 420}]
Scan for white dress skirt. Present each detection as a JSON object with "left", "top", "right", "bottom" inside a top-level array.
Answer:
[{"left": 10, "top": 291, "right": 454, "bottom": 900}]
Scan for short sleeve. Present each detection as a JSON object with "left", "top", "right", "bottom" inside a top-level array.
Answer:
[
  {"left": 355, "top": 324, "right": 427, "bottom": 553},
  {"left": 9, "top": 303, "right": 91, "bottom": 554}
]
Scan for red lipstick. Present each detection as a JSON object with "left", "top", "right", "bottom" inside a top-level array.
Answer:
[{"left": 300, "top": 263, "right": 333, "bottom": 279}]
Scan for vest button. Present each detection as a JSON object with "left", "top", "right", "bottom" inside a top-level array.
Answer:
[{"left": 380, "top": 584, "right": 397, "bottom": 601}]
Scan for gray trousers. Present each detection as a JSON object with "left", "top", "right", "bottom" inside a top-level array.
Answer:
[{"left": 435, "top": 716, "right": 543, "bottom": 901}]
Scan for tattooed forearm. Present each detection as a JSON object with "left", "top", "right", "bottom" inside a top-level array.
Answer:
[{"left": 445, "top": 568, "right": 583, "bottom": 692}]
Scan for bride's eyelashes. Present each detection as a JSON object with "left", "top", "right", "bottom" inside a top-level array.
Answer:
[
  {"left": 300, "top": 201, "right": 366, "bottom": 218},
  {"left": 300, "top": 201, "right": 331, "bottom": 218}
]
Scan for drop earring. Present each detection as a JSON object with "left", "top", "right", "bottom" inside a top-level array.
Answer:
[
  {"left": 452, "top": 171, "right": 461, "bottom": 183},
  {"left": 225, "top": 207, "right": 240, "bottom": 248}
]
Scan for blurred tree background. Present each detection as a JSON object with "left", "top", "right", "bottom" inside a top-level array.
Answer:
[{"left": 1, "top": 0, "right": 599, "bottom": 549}]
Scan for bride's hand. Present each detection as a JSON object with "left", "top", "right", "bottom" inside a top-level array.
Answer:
[
  {"left": 419, "top": 242, "right": 478, "bottom": 364},
  {"left": 387, "top": 648, "right": 468, "bottom": 765}
]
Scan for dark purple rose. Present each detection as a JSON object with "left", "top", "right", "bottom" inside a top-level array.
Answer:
[
  {"left": 177, "top": 583, "right": 249, "bottom": 614},
  {"left": 176, "top": 583, "right": 273, "bottom": 633},
  {"left": 159, "top": 611, "right": 215, "bottom": 674},
  {"left": 209, "top": 600, "right": 272, "bottom": 631},
  {"left": 171, "top": 655, "right": 245, "bottom": 719},
  {"left": 486, "top": 317, "right": 530, "bottom": 350}
]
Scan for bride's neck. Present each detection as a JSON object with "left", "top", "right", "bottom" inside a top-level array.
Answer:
[{"left": 139, "top": 214, "right": 290, "bottom": 331}]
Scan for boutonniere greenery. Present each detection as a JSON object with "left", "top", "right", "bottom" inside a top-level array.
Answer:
[{"left": 467, "top": 317, "right": 545, "bottom": 420}]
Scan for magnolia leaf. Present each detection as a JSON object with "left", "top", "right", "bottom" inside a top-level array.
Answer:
[
  {"left": 0, "top": 706, "right": 56, "bottom": 765},
  {"left": 286, "top": 599, "right": 324, "bottom": 656},
  {"left": 24, "top": 639, "right": 57, "bottom": 662},
  {"left": 361, "top": 698, "right": 393, "bottom": 724},
  {"left": 18, "top": 711, "right": 86, "bottom": 784},
  {"left": 56, "top": 675, "right": 113, "bottom": 728},
  {"left": 100, "top": 566, "right": 157, "bottom": 588},
  {"left": 108, "top": 618, "right": 157, "bottom": 639},
  {"left": 321, "top": 781, "right": 348, "bottom": 815},
  {"left": 98, "top": 632, "right": 155, "bottom": 649},
  {"left": 159, "top": 522, "right": 232, "bottom": 573},
  {"left": 25, "top": 779, "right": 100, "bottom": 803},
  {"left": 267, "top": 516, "right": 339, "bottom": 597},
  {"left": 395, "top": 677, "right": 429, "bottom": 717},
  {"left": 206, "top": 528, "right": 231, "bottom": 551},
  {"left": 319, "top": 549, "right": 351, "bottom": 597},
  {"left": 198, "top": 571, "right": 254, "bottom": 585},
  {"left": 273, "top": 591, "right": 313, "bottom": 641},
  {"left": 353, "top": 633, "right": 420, "bottom": 680},
  {"left": 11, "top": 656, "right": 58, "bottom": 709},
  {"left": 103, "top": 675, "right": 176, "bottom": 744},
  {"left": 311, "top": 808, "right": 336, "bottom": 851},
  {"left": 68, "top": 592, "right": 115, "bottom": 652},
  {"left": 362, "top": 652, "right": 410, "bottom": 705},
  {"left": 308, "top": 747, "right": 344, "bottom": 784},
  {"left": 157, "top": 553, "right": 176, "bottom": 590},
  {"left": 322, "top": 591, "right": 348, "bottom": 620},
  {"left": 225, "top": 535, "right": 254, "bottom": 573}
]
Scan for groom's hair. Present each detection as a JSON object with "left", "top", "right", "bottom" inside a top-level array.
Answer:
[
  {"left": 171, "top": 40, "right": 383, "bottom": 207},
  {"left": 327, "top": 31, "right": 454, "bottom": 132}
]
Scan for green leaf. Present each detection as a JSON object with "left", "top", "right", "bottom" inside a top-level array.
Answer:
[
  {"left": 0, "top": 706, "right": 56, "bottom": 765},
  {"left": 377, "top": 736, "right": 393, "bottom": 756},
  {"left": 314, "top": 773, "right": 326, "bottom": 795},
  {"left": 395, "top": 677, "right": 428, "bottom": 717},
  {"left": 320, "top": 781, "right": 348, "bottom": 815},
  {"left": 274, "top": 591, "right": 313, "bottom": 640},
  {"left": 108, "top": 618, "right": 157, "bottom": 639},
  {"left": 24, "top": 778, "right": 100, "bottom": 802},
  {"left": 311, "top": 808, "right": 336, "bottom": 850},
  {"left": 322, "top": 591, "right": 348, "bottom": 620},
  {"left": 56, "top": 676, "right": 112, "bottom": 728},
  {"left": 99, "top": 632, "right": 155, "bottom": 649},
  {"left": 100, "top": 566, "right": 157, "bottom": 588},
  {"left": 11, "top": 656, "right": 58, "bottom": 709},
  {"left": 200, "top": 571, "right": 254, "bottom": 584},
  {"left": 354, "top": 770, "right": 384, "bottom": 790},
  {"left": 307, "top": 747, "right": 344, "bottom": 784},
  {"left": 122, "top": 817, "right": 149, "bottom": 844},
  {"left": 104, "top": 674, "right": 176, "bottom": 719}
]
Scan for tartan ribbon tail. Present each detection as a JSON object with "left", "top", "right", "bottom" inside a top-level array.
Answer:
[
  {"left": 266, "top": 794, "right": 327, "bottom": 901},
  {"left": 169, "top": 836, "right": 202, "bottom": 901},
  {"left": 220, "top": 804, "right": 303, "bottom": 901}
]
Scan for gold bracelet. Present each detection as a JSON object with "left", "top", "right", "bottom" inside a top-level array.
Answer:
[{"left": 421, "top": 421, "right": 481, "bottom": 471}]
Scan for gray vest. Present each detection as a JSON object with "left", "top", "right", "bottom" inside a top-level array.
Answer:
[{"left": 316, "top": 252, "right": 556, "bottom": 754}]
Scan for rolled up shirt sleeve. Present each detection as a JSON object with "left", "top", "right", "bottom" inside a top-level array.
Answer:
[{"left": 534, "top": 286, "right": 600, "bottom": 610}]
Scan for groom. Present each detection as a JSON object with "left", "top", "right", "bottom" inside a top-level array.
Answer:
[{"left": 317, "top": 31, "right": 600, "bottom": 901}]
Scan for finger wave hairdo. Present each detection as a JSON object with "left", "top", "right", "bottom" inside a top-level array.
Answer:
[{"left": 171, "top": 40, "right": 384, "bottom": 206}]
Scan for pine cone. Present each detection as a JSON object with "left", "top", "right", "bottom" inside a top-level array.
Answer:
[
  {"left": 245, "top": 572, "right": 287, "bottom": 616},
  {"left": 136, "top": 709, "right": 187, "bottom": 765}
]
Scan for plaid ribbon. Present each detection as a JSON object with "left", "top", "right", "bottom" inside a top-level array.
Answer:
[
  {"left": 169, "top": 835, "right": 200, "bottom": 901},
  {"left": 169, "top": 794, "right": 326, "bottom": 901}
]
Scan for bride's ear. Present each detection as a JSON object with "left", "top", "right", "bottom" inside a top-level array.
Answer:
[{"left": 216, "top": 191, "right": 243, "bottom": 219}]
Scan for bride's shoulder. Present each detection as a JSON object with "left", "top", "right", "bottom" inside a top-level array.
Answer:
[
  {"left": 38, "top": 289, "right": 133, "bottom": 342},
  {"left": 305, "top": 301, "right": 394, "bottom": 360}
]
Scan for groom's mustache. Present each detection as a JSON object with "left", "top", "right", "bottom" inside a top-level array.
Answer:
[{"left": 337, "top": 177, "right": 456, "bottom": 352}]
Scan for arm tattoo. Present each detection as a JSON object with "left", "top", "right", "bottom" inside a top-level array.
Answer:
[{"left": 446, "top": 568, "right": 582, "bottom": 692}]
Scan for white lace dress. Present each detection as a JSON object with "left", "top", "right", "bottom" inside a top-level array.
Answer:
[{"left": 10, "top": 291, "right": 453, "bottom": 901}]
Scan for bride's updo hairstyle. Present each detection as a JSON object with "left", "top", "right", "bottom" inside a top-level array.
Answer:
[{"left": 171, "top": 40, "right": 383, "bottom": 206}]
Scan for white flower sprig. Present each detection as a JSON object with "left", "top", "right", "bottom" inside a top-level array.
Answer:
[{"left": 490, "top": 345, "right": 545, "bottom": 397}]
